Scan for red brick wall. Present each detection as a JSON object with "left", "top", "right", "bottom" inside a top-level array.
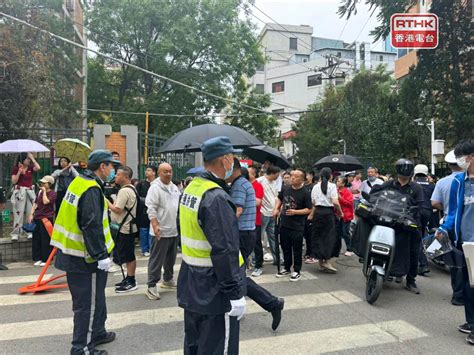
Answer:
[{"left": 105, "top": 132, "right": 127, "bottom": 165}]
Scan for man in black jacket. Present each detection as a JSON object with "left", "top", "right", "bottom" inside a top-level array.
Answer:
[
  {"left": 177, "top": 137, "right": 246, "bottom": 355},
  {"left": 53, "top": 150, "right": 119, "bottom": 355}
]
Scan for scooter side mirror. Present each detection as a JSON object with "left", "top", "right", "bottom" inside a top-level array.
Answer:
[{"left": 362, "top": 191, "right": 370, "bottom": 201}]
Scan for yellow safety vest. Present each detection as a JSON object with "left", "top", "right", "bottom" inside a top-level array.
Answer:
[
  {"left": 179, "top": 177, "right": 244, "bottom": 267},
  {"left": 51, "top": 176, "right": 114, "bottom": 263}
]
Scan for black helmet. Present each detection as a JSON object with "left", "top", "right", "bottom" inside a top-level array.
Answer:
[{"left": 395, "top": 158, "right": 414, "bottom": 177}]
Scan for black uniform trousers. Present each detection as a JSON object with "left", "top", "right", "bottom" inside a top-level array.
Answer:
[
  {"left": 184, "top": 310, "right": 239, "bottom": 355},
  {"left": 67, "top": 270, "right": 108, "bottom": 354},
  {"left": 280, "top": 226, "right": 304, "bottom": 273},
  {"left": 406, "top": 232, "right": 422, "bottom": 284},
  {"left": 253, "top": 225, "right": 263, "bottom": 269},
  {"left": 240, "top": 230, "right": 279, "bottom": 312}
]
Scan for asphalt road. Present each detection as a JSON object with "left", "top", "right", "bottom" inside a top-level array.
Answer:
[{"left": 0, "top": 252, "right": 471, "bottom": 354}]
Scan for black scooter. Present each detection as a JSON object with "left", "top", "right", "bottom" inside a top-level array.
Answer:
[{"left": 353, "top": 190, "right": 418, "bottom": 304}]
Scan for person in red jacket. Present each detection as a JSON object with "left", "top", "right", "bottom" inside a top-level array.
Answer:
[{"left": 336, "top": 176, "right": 354, "bottom": 256}]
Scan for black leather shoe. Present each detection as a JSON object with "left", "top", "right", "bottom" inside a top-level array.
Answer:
[
  {"left": 451, "top": 298, "right": 465, "bottom": 306},
  {"left": 467, "top": 333, "right": 474, "bottom": 345},
  {"left": 92, "top": 332, "right": 116, "bottom": 346},
  {"left": 271, "top": 298, "right": 284, "bottom": 331},
  {"left": 418, "top": 266, "right": 430, "bottom": 276},
  {"left": 406, "top": 282, "right": 420, "bottom": 294}
]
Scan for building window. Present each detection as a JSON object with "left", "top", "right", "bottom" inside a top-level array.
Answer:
[
  {"left": 307, "top": 74, "right": 322, "bottom": 87},
  {"left": 272, "top": 109, "right": 284, "bottom": 118},
  {"left": 257, "top": 63, "right": 265, "bottom": 72},
  {"left": 272, "top": 81, "right": 285, "bottom": 93},
  {"left": 379, "top": 55, "right": 384, "bottom": 62},
  {"left": 289, "top": 37, "right": 298, "bottom": 50},
  {"left": 335, "top": 77, "right": 345, "bottom": 86},
  {"left": 255, "top": 84, "right": 264, "bottom": 94},
  {"left": 336, "top": 51, "right": 342, "bottom": 58}
]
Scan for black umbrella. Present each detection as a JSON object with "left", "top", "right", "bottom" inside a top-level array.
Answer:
[
  {"left": 313, "top": 154, "right": 363, "bottom": 171},
  {"left": 243, "top": 145, "right": 291, "bottom": 169},
  {"left": 158, "top": 124, "right": 263, "bottom": 153}
]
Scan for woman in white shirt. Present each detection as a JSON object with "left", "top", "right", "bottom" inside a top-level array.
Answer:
[{"left": 309, "top": 168, "right": 343, "bottom": 273}]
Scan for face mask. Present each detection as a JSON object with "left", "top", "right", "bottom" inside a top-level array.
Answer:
[
  {"left": 456, "top": 156, "right": 471, "bottom": 171},
  {"left": 224, "top": 160, "right": 234, "bottom": 180},
  {"left": 107, "top": 169, "right": 116, "bottom": 182},
  {"left": 368, "top": 176, "right": 377, "bottom": 182}
]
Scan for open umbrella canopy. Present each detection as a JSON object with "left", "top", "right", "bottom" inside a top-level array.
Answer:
[
  {"left": 243, "top": 145, "right": 291, "bottom": 169},
  {"left": 0, "top": 139, "right": 49, "bottom": 154},
  {"left": 158, "top": 124, "right": 262, "bottom": 153},
  {"left": 313, "top": 154, "right": 363, "bottom": 172},
  {"left": 186, "top": 166, "right": 205, "bottom": 175},
  {"left": 53, "top": 138, "right": 91, "bottom": 163}
]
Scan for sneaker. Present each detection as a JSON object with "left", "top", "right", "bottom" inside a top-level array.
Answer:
[
  {"left": 142, "top": 252, "right": 150, "bottom": 257},
  {"left": 458, "top": 323, "right": 471, "bottom": 334},
  {"left": 467, "top": 333, "right": 474, "bottom": 345},
  {"left": 161, "top": 279, "right": 177, "bottom": 289},
  {"left": 406, "top": 282, "right": 420, "bottom": 294},
  {"left": 251, "top": 268, "right": 263, "bottom": 277},
  {"left": 304, "top": 257, "right": 318, "bottom": 264},
  {"left": 115, "top": 278, "right": 138, "bottom": 293},
  {"left": 115, "top": 277, "right": 128, "bottom": 287},
  {"left": 290, "top": 272, "right": 301, "bottom": 282},
  {"left": 92, "top": 331, "right": 116, "bottom": 346},
  {"left": 320, "top": 261, "right": 337, "bottom": 273},
  {"left": 33, "top": 260, "right": 42, "bottom": 266},
  {"left": 395, "top": 276, "right": 403, "bottom": 283},
  {"left": 39, "top": 262, "right": 46, "bottom": 267},
  {"left": 263, "top": 253, "right": 274, "bottom": 262},
  {"left": 418, "top": 265, "right": 430, "bottom": 276},
  {"left": 344, "top": 251, "right": 353, "bottom": 257},
  {"left": 108, "top": 264, "right": 121, "bottom": 273},
  {"left": 145, "top": 286, "right": 161, "bottom": 300},
  {"left": 11, "top": 235, "right": 19, "bottom": 241},
  {"left": 275, "top": 270, "right": 291, "bottom": 278}
]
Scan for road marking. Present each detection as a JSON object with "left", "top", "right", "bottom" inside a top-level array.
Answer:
[
  {"left": 153, "top": 320, "right": 427, "bottom": 355},
  {"left": 0, "top": 290, "right": 361, "bottom": 341},
  {"left": 0, "top": 274, "right": 53, "bottom": 285}
]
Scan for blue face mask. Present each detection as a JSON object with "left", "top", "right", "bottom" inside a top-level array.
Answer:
[
  {"left": 107, "top": 169, "right": 116, "bottom": 182},
  {"left": 224, "top": 161, "right": 234, "bottom": 180}
]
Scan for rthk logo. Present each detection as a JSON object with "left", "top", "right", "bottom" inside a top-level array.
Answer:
[{"left": 390, "top": 13, "right": 438, "bottom": 49}]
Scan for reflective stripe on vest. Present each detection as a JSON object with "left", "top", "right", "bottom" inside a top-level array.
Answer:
[
  {"left": 51, "top": 176, "right": 114, "bottom": 263},
  {"left": 179, "top": 177, "right": 244, "bottom": 267}
]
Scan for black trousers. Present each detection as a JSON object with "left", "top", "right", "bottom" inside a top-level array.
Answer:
[
  {"left": 280, "top": 226, "right": 304, "bottom": 273},
  {"left": 462, "top": 261, "right": 474, "bottom": 330},
  {"left": 303, "top": 219, "right": 313, "bottom": 257},
  {"left": 32, "top": 217, "right": 53, "bottom": 262},
  {"left": 239, "top": 230, "right": 279, "bottom": 312},
  {"left": 407, "top": 232, "right": 422, "bottom": 284},
  {"left": 184, "top": 310, "right": 239, "bottom": 355},
  {"left": 68, "top": 270, "right": 108, "bottom": 354},
  {"left": 253, "top": 226, "right": 263, "bottom": 269}
]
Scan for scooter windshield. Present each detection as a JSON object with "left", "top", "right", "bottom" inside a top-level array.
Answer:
[{"left": 369, "top": 188, "right": 410, "bottom": 220}]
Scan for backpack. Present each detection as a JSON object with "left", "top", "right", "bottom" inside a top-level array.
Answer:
[{"left": 122, "top": 185, "right": 147, "bottom": 229}]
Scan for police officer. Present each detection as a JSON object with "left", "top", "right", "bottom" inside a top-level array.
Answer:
[
  {"left": 371, "top": 159, "right": 426, "bottom": 294},
  {"left": 177, "top": 136, "right": 246, "bottom": 354},
  {"left": 51, "top": 150, "right": 118, "bottom": 355}
]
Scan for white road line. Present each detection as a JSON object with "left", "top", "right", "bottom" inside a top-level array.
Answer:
[
  {"left": 153, "top": 320, "right": 427, "bottom": 355},
  {"left": 0, "top": 274, "right": 53, "bottom": 285},
  {"left": 0, "top": 290, "right": 361, "bottom": 341}
]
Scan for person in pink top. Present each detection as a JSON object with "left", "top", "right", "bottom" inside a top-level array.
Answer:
[
  {"left": 11, "top": 153, "right": 41, "bottom": 240},
  {"left": 350, "top": 171, "right": 362, "bottom": 207}
]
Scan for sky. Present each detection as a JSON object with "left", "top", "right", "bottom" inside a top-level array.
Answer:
[{"left": 250, "top": 0, "right": 385, "bottom": 50}]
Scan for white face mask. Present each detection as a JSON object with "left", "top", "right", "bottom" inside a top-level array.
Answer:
[{"left": 456, "top": 156, "right": 471, "bottom": 171}]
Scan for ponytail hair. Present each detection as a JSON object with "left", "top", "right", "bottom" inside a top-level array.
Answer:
[{"left": 320, "top": 167, "right": 332, "bottom": 195}]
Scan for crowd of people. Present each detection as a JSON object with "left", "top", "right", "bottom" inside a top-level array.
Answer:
[{"left": 2, "top": 137, "right": 473, "bottom": 353}]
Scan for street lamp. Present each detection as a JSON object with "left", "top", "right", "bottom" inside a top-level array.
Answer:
[
  {"left": 414, "top": 118, "right": 435, "bottom": 175},
  {"left": 338, "top": 139, "right": 346, "bottom": 155}
]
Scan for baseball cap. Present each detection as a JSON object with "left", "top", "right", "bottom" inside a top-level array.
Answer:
[
  {"left": 444, "top": 150, "right": 457, "bottom": 164},
  {"left": 38, "top": 175, "right": 54, "bottom": 185},
  {"left": 87, "top": 149, "right": 121, "bottom": 166},
  {"left": 414, "top": 164, "right": 429, "bottom": 176},
  {"left": 201, "top": 136, "right": 242, "bottom": 162}
]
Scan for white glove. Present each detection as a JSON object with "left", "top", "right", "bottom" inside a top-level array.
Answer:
[
  {"left": 228, "top": 296, "right": 246, "bottom": 320},
  {"left": 97, "top": 257, "right": 112, "bottom": 272}
]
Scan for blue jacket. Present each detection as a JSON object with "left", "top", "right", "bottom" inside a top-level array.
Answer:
[{"left": 438, "top": 172, "right": 466, "bottom": 243}]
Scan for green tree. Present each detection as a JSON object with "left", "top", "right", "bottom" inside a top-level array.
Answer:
[
  {"left": 86, "top": 0, "right": 272, "bottom": 137},
  {"left": 0, "top": 0, "right": 82, "bottom": 137}
]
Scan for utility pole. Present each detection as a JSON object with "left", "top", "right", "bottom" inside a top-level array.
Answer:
[{"left": 144, "top": 111, "right": 149, "bottom": 165}]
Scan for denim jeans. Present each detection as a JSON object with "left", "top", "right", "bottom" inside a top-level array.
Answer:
[
  {"left": 139, "top": 227, "right": 151, "bottom": 253},
  {"left": 261, "top": 215, "right": 278, "bottom": 263}
]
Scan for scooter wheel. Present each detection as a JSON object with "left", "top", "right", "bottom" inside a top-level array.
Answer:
[{"left": 366, "top": 269, "right": 383, "bottom": 304}]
